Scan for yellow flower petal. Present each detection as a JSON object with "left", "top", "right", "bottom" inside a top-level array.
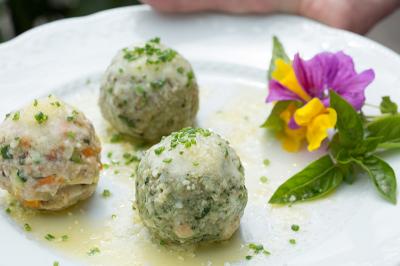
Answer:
[
  {"left": 282, "top": 135, "right": 303, "bottom": 152},
  {"left": 271, "top": 59, "right": 292, "bottom": 80},
  {"left": 278, "top": 103, "right": 307, "bottom": 152},
  {"left": 272, "top": 59, "right": 311, "bottom": 102},
  {"left": 279, "top": 103, "right": 298, "bottom": 124},
  {"left": 277, "top": 129, "right": 305, "bottom": 152},
  {"left": 306, "top": 108, "right": 337, "bottom": 151},
  {"left": 294, "top": 98, "right": 326, "bottom": 126},
  {"left": 284, "top": 125, "right": 306, "bottom": 140}
]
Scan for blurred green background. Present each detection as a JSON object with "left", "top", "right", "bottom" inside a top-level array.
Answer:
[{"left": 0, "top": 0, "right": 142, "bottom": 42}]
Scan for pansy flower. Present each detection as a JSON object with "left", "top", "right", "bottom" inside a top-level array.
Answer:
[{"left": 266, "top": 51, "right": 375, "bottom": 152}]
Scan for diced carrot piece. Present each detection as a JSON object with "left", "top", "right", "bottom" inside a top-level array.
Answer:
[
  {"left": 82, "top": 147, "right": 95, "bottom": 157},
  {"left": 36, "top": 175, "right": 56, "bottom": 186},
  {"left": 23, "top": 200, "right": 41, "bottom": 208},
  {"left": 19, "top": 137, "right": 31, "bottom": 148}
]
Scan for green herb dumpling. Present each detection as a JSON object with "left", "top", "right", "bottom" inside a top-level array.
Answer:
[
  {"left": 136, "top": 128, "right": 247, "bottom": 245},
  {"left": 99, "top": 37, "right": 199, "bottom": 143},
  {"left": 0, "top": 96, "right": 101, "bottom": 210}
]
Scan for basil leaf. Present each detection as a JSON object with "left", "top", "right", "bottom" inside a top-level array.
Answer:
[
  {"left": 332, "top": 138, "right": 381, "bottom": 163},
  {"left": 367, "top": 114, "right": 400, "bottom": 149},
  {"left": 335, "top": 150, "right": 353, "bottom": 165},
  {"left": 269, "top": 155, "right": 343, "bottom": 204},
  {"left": 330, "top": 134, "right": 381, "bottom": 162},
  {"left": 328, "top": 133, "right": 342, "bottom": 158},
  {"left": 260, "top": 101, "right": 292, "bottom": 132},
  {"left": 338, "top": 163, "right": 356, "bottom": 184},
  {"left": 380, "top": 96, "right": 398, "bottom": 114},
  {"left": 329, "top": 91, "right": 364, "bottom": 148},
  {"left": 378, "top": 142, "right": 400, "bottom": 150},
  {"left": 267, "top": 36, "right": 290, "bottom": 80},
  {"left": 355, "top": 155, "right": 397, "bottom": 204},
  {"left": 351, "top": 137, "right": 383, "bottom": 155}
]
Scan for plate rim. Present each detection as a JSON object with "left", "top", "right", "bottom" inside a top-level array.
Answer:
[{"left": 1, "top": 5, "right": 399, "bottom": 64}]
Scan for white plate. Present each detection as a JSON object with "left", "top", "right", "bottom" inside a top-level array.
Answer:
[{"left": 1, "top": 5, "right": 400, "bottom": 266}]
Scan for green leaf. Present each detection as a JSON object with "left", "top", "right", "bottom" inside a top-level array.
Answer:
[
  {"left": 355, "top": 155, "right": 397, "bottom": 204},
  {"left": 328, "top": 133, "right": 342, "bottom": 158},
  {"left": 261, "top": 101, "right": 292, "bottom": 132},
  {"left": 269, "top": 155, "right": 343, "bottom": 204},
  {"left": 367, "top": 114, "right": 400, "bottom": 149},
  {"left": 267, "top": 36, "right": 290, "bottom": 80},
  {"left": 380, "top": 96, "right": 398, "bottom": 114},
  {"left": 378, "top": 142, "right": 400, "bottom": 150},
  {"left": 337, "top": 163, "right": 356, "bottom": 184},
  {"left": 329, "top": 91, "right": 364, "bottom": 148},
  {"left": 330, "top": 134, "right": 381, "bottom": 162},
  {"left": 351, "top": 136, "right": 383, "bottom": 156}
]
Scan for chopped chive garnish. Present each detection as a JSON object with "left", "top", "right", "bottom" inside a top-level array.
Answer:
[
  {"left": 150, "top": 79, "right": 166, "bottom": 90},
  {"left": 177, "top": 67, "right": 184, "bottom": 74},
  {"left": 247, "top": 242, "right": 271, "bottom": 258},
  {"left": 66, "top": 131, "right": 76, "bottom": 140},
  {"left": 34, "top": 111, "right": 48, "bottom": 124},
  {"left": 12, "top": 111, "right": 20, "bottom": 121},
  {"left": 70, "top": 148, "right": 82, "bottom": 163},
  {"left": 149, "top": 37, "right": 160, "bottom": 43},
  {"left": 186, "top": 71, "right": 195, "bottom": 87},
  {"left": 110, "top": 133, "right": 123, "bottom": 143},
  {"left": 260, "top": 176, "right": 268, "bottom": 183},
  {"left": 169, "top": 128, "right": 211, "bottom": 150},
  {"left": 17, "top": 170, "right": 27, "bottom": 183},
  {"left": 50, "top": 101, "right": 61, "bottom": 107},
  {"left": 1, "top": 145, "right": 13, "bottom": 159},
  {"left": 87, "top": 247, "right": 100, "bottom": 256},
  {"left": 45, "top": 234, "right": 56, "bottom": 241},
  {"left": 154, "top": 146, "right": 165, "bottom": 155},
  {"left": 163, "top": 158, "right": 173, "bottom": 163},
  {"left": 66, "top": 110, "right": 79, "bottom": 122},
  {"left": 102, "top": 189, "right": 111, "bottom": 198},
  {"left": 24, "top": 223, "right": 32, "bottom": 232},
  {"left": 291, "top": 224, "right": 300, "bottom": 232}
]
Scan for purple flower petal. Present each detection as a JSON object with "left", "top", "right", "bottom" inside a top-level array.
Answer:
[
  {"left": 292, "top": 51, "right": 375, "bottom": 110},
  {"left": 331, "top": 69, "right": 375, "bottom": 110},
  {"left": 266, "top": 79, "right": 304, "bottom": 103},
  {"left": 293, "top": 52, "right": 337, "bottom": 98},
  {"left": 288, "top": 116, "right": 301, "bottom": 129}
]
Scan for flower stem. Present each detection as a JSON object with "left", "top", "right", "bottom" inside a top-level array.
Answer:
[{"left": 364, "top": 103, "right": 380, "bottom": 109}]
